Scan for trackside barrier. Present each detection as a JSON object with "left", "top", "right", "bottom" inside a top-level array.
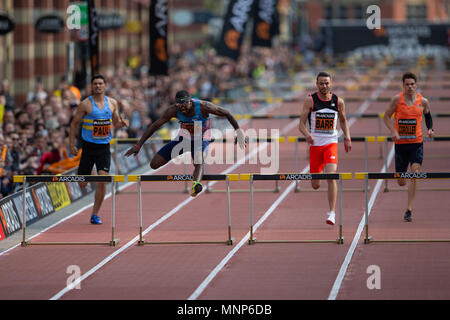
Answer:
[
  {"left": 12, "top": 175, "right": 124, "bottom": 246},
  {"left": 127, "top": 174, "right": 239, "bottom": 246},
  {"left": 355, "top": 172, "right": 450, "bottom": 244},
  {"left": 241, "top": 173, "right": 352, "bottom": 245}
]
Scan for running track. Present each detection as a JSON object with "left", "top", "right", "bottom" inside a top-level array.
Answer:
[{"left": 1, "top": 67, "right": 449, "bottom": 302}]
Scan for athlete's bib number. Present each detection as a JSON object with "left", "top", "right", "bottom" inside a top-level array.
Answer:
[
  {"left": 93, "top": 119, "right": 111, "bottom": 139},
  {"left": 315, "top": 113, "right": 335, "bottom": 134},
  {"left": 398, "top": 119, "right": 417, "bottom": 139}
]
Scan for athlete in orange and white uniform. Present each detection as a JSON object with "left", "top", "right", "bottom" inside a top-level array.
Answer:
[
  {"left": 299, "top": 72, "right": 352, "bottom": 225},
  {"left": 384, "top": 72, "right": 435, "bottom": 222}
]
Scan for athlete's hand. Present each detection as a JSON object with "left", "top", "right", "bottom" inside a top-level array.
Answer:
[
  {"left": 70, "top": 145, "right": 78, "bottom": 156},
  {"left": 236, "top": 129, "right": 247, "bottom": 149},
  {"left": 391, "top": 130, "right": 400, "bottom": 142},
  {"left": 118, "top": 117, "right": 129, "bottom": 129},
  {"left": 428, "top": 129, "right": 435, "bottom": 139},
  {"left": 306, "top": 134, "right": 314, "bottom": 145},
  {"left": 125, "top": 145, "right": 140, "bottom": 157},
  {"left": 344, "top": 138, "right": 352, "bottom": 153}
]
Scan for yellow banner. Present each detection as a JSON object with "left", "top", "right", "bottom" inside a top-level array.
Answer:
[{"left": 45, "top": 182, "right": 71, "bottom": 211}]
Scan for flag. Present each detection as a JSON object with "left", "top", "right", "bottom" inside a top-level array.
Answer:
[
  {"left": 149, "top": 0, "right": 168, "bottom": 75},
  {"left": 251, "top": 0, "right": 279, "bottom": 47},
  {"left": 87, "top": 0, "right": 100, "bottom": 76},
  {"left": 216, "top": 0, "right": 255, "bottom": 61}
]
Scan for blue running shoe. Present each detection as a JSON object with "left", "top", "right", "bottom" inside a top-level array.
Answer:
[{"left": 90, "top": 214, "right": 102, "bottom": 225}]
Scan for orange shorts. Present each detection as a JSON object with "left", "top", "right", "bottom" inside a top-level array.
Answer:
[{"left": 309, "top": 143, "right": 338, "bottom": 173}]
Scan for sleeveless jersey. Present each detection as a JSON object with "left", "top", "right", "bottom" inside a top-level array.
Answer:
[
  {"left": 81, "top": 96, "right": 113, "bottom": 144},
  {"left": 394, "top": 92, "right": 423, "bottom": 144},
  {"left": 177, "top": 98, "right": 211, "bottom": 139},
  {"left": 308, "top": 92, "right": 339, "bottom": 146}
]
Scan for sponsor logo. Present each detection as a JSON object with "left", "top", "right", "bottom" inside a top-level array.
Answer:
[
  {"left": 280, "top": 174, "right": 313, "bottom": 180},
  {"left": 53, "top": 176, "right": 86, "bottom": 182},
  {"left": 167, "top": 175, "right": 194, "bottom": 181},
  {"left": 395, "top": 172, "right": 427, "bottom": 179}
]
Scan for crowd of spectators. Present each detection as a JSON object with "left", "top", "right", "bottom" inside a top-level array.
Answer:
[{"left": 0, "top": 44, "right": 297, "bottom": 199}]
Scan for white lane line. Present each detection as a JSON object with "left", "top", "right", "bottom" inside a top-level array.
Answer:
[
  {"left": 327, "top": 145, "right": 395, "bottom": 300},
  {"left": 50, "top": 116, "right": 299, "bottom": 300}
]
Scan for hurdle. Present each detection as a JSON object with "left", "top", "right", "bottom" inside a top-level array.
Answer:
[
  {"left": 243, "top": 173, "right": 352, "bottom": 245},
  {"left": 381, "top": 136, "right": 450, "bottom": 192},
  {"left": 287, "top": 136, "right": 381, "bottom": 192},
  {"left": 204, "top": 137, "right": 285, "bottom": 193},
  {"left": 127, "top": 174, "right": 238, "bottom": 245},
  {"left": 355, "top": 172, "right": 450, "bottom": 244},
  {"left": 112, "top": 137, "right": 190, "bottom": 194},
  {"left": 13, "top": 175, "right": 124, "bottom": 246}
]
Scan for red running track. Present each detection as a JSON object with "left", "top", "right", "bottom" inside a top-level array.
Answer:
[{"left": 0, "top": 69, "right": 449, "bottom": 301}]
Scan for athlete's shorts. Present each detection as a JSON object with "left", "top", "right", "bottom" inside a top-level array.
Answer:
[
  {"left": 309, "top": 143, "right": 338, "bottom": 173},
  {"left": 157, "top": 136, "right": 210, "bottom": 164},
  {"left": 77, "top": 139, "right": 111, "bottom": 175},
  {"left": 395, "top": 143, "right": 423, "bottom": 172}
]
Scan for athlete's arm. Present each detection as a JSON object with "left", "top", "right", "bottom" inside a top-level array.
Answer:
[
  {"left": 422, "top": 97, "right": 434, "bottom": 138},
  {"left": 110, "top": 98, "right": 129, "bottom": 129},
  {"left": 384, "top": 95, "right": 400, "bottom": 141},
  {"left": 124, "top": 105, "right": 177, "bottom": 157},
  {"left": 200, "top": 100, "right": 247, "bottom": 149},
  {"left": 298, "top": 96, "right": 314, "bottom": 145},
  {"left": 338, "top": 98, "right": 352, "bottom": 152},
  {"left": 69, "top": 99, "right": 89, "bottom": 155}
]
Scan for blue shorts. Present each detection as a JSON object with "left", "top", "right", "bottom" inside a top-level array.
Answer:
[{"left": 157, "top": 136, "right": 210, "bottom": 164}]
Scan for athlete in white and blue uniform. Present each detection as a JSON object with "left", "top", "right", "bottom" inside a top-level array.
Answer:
[{"left": 125, "top": 90, "right": 246, "bottom": 197}]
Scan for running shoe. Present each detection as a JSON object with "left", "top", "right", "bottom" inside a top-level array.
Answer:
[
  {"left": 326, "top": 212, "right": 335, "bottom": 225},
  {"left": 404, "top": 210, "right": 412, "bottom": 222},
  {"left": 90, "top": 214, "right": 103, "bottom": 225},
  {"left": 191, "top": 181, "right": 203, "bottom": 197}
]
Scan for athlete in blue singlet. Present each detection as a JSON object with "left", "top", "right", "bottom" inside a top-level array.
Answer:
[
  {"left": 69, "top": 75, "right": 129, "bottom": 224},
  {"left": 125, "top": 90, "right": 246, "bottom": 197}
]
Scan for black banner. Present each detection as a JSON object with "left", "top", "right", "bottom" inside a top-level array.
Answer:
[
  {"left": 87, "top": 0, "right": 100, "bottom": 76},
  {"left": 320, "top": 21, "right": 450, "bottom": 59},
  {"left": 216, "top": 0, "right": 255, "bottom": 61},
  {"left": 251, "top": 0, "right": 279, "bottom": 47},
  {"left": 149, "top": 0, "right": 168, "bottom": 75}
]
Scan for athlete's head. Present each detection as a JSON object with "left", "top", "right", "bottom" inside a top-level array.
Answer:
[
  {"left": 402, "top": 72, "right": 417, "bottom": 95},
  {"left": 91, "top": 74, "right": 107, "bottom": 95},
  {"left": 316, "top": 71, "right": 332, "bottom": 96},
  {"left": 175, "top": 90, "right": 192, "bottom": 114}
]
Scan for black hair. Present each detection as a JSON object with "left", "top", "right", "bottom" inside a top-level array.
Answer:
[
  {"left": 175, "top": 90, "right": 191, "bottom": 103},
  {"left": 316, "top": 71, "right": 331, "bottom": 80},
  {"left": 402, "top": 72, "right": 417, "bottom": 84},
  {"left": 91, "top": 74, "right": 106, "bottom": 84}
]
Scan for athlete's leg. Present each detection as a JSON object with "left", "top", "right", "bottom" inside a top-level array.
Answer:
[
  {"left": 92, "top": 169, "right": 108, "bottom": 217},
  {"left": 325, "top": 163, "right": 338, "bottom": 212},
  {"left": 150, "top": 153, "right": 170, "bottom": 170},
  {"left": 407, "top": 163, "right": 421, "bottom": 211}
]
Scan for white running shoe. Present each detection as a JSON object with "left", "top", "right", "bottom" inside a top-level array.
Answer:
[{"left": 326, "top": 212, "right": 335, "bottom": 226}]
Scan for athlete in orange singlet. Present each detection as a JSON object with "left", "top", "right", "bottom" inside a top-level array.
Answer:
[
  {"left": 299, "top": 72, "right": 352, "bottom": 225},
  {"left": 383, "top": 72, "right": 435, "bottom": 222}
]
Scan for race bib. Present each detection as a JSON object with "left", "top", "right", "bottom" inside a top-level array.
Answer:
[
  {"left": 398, "top": 119, "right": 417, "bottom": 139},
  {"left": 92, "top": 119, "right": 111, "bottom": 139},
  {"left": 314, "top": 113, "right": 335, "bottom": 134}
]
